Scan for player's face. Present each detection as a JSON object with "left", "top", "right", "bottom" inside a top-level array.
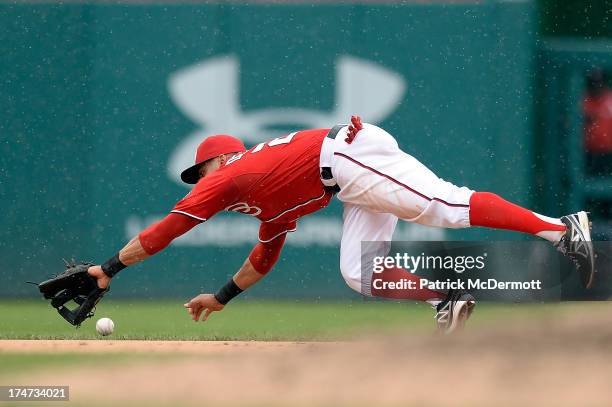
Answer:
[{"left": 198, "top": 157, "right": 222, "bottom": 180}]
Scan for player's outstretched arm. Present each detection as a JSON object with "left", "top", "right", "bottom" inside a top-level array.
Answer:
[
  {"left": 88, "top": 213, "right": 200, "bottom": 289},
  {"left": 87, "top": 236, "right": 151, "bottom": 289},
  {"left": 184, "top": 234, "right": 288, "bottom": 322},
  {"left": 184, "top": 257, "right": 264, "bottom": 322}
]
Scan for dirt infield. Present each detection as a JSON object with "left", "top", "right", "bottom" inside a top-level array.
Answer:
[
  {"left": 0, "top": 339, "right": 333, "bottom": 354},
  {"left": 3, "top": 309, "right": 612, "bottom": 407}
]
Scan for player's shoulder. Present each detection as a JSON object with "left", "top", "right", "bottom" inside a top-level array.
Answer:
[{"left": 211, "top": 127, "right": 330, "bottom": 174}]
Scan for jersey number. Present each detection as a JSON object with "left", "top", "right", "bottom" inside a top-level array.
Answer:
[{"left": 226, "top": 132, "right": 297, "bottom": 165}]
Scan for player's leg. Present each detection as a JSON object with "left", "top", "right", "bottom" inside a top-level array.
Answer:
[
  {"left": 330, "top": 123, "right": 594, "bottom": 287},
  {"left": 333, "top": 124, "right": 562, "bottom": 237},
  {"left": 468, "top": 192, "right": 567, "bottom": 241},
  {"left": 339, "top": 203, "right": 430, "bottom": 299},
  {"left": 339, "top": 203, "right": 475, "bottom": 333},
  {"left": 469, "top": 192, "right": 594, "bottom": 287}
]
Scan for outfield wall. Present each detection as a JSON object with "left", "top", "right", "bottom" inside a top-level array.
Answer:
[{"left": 0, "top": 1, "right": 538, "bottom": 298}]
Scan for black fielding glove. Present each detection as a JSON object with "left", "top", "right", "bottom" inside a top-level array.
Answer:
[{"left": 36, "top": 261, "right": 109, "bottom": 326}]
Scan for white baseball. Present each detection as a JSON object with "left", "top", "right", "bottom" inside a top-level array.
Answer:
[{"left": 95, "top": 317, "right": 114, "bottom": 336}]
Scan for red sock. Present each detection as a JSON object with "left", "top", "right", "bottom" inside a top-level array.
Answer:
[
  {"left": 469, "top": 192, "right": 565, "bottom": 240},
  {"left": 371, "top": 267, "right": 445, "bottom": 302}
]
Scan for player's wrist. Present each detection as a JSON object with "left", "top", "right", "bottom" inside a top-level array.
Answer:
[
  {"left": 214, "top": 278, "right": 243, "bottom": 305},
  {"left": 101, "top": 253, "right": 127, "bottom": 278}
]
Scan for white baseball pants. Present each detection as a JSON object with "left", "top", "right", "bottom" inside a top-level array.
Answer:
[{"left": 319, "top": 124, "right": 475, "bottom": 294}]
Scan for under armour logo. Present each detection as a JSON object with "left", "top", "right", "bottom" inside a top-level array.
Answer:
[
  {"left": 167, "top": 54, "right": 407, "bottom": 186},
  {"left": 225, "top": 202, "right": 262, "bottom": 216}
]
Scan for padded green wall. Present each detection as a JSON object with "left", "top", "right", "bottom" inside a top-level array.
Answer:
[{"left": 0, "top": 1, "right": 536, "bottom": 298}]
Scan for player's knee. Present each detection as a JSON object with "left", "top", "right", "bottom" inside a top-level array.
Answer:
[
  {"left": 339, "top": 260, "right": 362, "bottom": 294},
  {"left": 417, "top": 182, "right": 474, "bottom": 229}
]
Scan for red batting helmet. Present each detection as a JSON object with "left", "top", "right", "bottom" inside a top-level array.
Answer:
[{"left": 180, "top": 134, "right": 246, "bottom": 184}]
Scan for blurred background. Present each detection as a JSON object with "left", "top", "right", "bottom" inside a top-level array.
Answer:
[{"left": 1, "top": 0, "right": 610, "bottom": 299}]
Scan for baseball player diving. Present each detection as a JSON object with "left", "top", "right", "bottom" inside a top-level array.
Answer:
[{"left": 37, "top": 116, "right": 595, "bottom": 334}]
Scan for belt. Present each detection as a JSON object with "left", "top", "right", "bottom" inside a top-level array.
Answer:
[{"left": 320, "top": 124, "right": 345, "bottom": 194}]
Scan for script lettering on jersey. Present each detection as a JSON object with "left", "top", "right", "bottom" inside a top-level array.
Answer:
[{"left": 225, "top": 202, "right": 262, "bottom": 216}]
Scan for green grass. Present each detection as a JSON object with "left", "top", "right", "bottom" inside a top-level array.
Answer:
[
  {"left": 0, "top": 299, "right": 437, "bottom": 340},
  {"left": 0, "top": 299, "right": 609, "bottom": 341}
]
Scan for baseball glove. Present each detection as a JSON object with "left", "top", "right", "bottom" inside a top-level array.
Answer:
[{"left": 36, "top": 261, "right": 109, "bottom": 326}]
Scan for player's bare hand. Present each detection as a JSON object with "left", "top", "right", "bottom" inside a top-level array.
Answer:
[
  {"left": 87, "top": 265, "right": 111, "bottom": 289},
  {"left": 184, "top": 294, "right": 224, "bottom": 322}
]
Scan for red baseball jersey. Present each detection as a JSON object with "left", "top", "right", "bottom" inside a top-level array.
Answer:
[{"left": 171, "top": 128, "right": 333, "bottom": 242}]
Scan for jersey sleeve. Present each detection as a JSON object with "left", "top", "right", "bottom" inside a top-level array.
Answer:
[
  {"left": 171, "top": 171, "right": 238, "bottom": 222},
  {"left": 138, "top": 213, "right": 201, "bottom": 255},
  {"left": 249, "top": 233, "right": 287, "bottom": 275},
  {"left": 258, "top": 221, "right": 297, "bottom": 243}
]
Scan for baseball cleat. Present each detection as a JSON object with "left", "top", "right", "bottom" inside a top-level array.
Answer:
[
  {"left": 435, "top": 290, "right": 476, "bottom": 334},
  {"left": 556, "top": 211, "right": 595, "bottom": 289}
]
